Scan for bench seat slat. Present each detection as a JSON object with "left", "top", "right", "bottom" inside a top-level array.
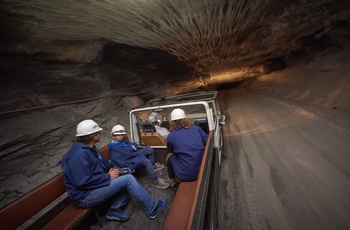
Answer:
[
  {"left": 0, "top": 173, "right": 66, "bottom": 230},
  {"left": 162, "top": 181, "right": 197, "bottom": 230},
  {"left": 42, "top": 203, "right": 92, "bottom": 230}
]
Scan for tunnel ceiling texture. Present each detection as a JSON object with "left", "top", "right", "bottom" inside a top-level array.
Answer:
[{"left": 1, "top": 0, "right": 350, "bottom": 91}]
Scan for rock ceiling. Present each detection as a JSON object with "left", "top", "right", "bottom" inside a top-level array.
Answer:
[{"left": 1, "top": 0, "right": 350, "bottom": 101}]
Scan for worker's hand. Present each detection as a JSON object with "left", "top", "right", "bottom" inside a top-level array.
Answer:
[{"left": 109, "top": 168, "right": 120, "bottom": 180}]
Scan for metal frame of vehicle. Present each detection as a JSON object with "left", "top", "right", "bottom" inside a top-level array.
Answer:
[{"left": 129, "top": 91, "right": 225, "bottom": 229}]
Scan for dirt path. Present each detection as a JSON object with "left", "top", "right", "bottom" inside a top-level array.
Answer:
[{"left": 219, "top": 88, "right": 350, "bottom": 230}]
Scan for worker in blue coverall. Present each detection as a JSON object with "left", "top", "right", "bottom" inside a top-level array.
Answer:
[
  {"left": 166, "top": 108, "right": 208, "bottom": 187},
  {"left": 61, "top": 119, "right": 167, "bottom": 222},
  {"left": 109, "top": 124, "right": 169, "bottom": 189}
]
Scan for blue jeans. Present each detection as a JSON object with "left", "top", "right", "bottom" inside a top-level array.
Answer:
[
  {"left": 135, "top": 147, "right": 157, "bottom": 180},
  {"left": 77, "top": 174, "right": 158, "bottom": 215},
  {"left": 141, "top": 147, "right": 155, "bottom": 164}
]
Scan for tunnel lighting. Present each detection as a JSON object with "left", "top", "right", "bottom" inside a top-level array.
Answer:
[{"left": 208, "top": 68, "right": 258, "bottom": 84}]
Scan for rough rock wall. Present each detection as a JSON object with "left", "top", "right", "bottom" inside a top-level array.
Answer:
[{"left": 0, "top": 43, "right": 195, "bottom": 113}]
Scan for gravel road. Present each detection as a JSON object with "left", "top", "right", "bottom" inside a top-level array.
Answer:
[{"left": 219, "top": 88, "right": 350, "bottom": 230}]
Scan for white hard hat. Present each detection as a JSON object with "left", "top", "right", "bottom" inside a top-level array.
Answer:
[
  {"left": 111, "top": 124, "right": 127, "bottom": 135},
  {"left": 76, "top": 119, "right": 103, "bottom": 137},
  {"left": 148, "top": 112, "right": 158, "bottom": 123},
  {"left": 171, "top": 108, "right": 186, "bottom": 121}
]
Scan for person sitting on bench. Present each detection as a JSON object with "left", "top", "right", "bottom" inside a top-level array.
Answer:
[
  {"left": 109, "top": 124, "right": 169, "bottom": 189},
  {"left": 166, "top": 109, "right": 208, "bottom": 187},
  {"left": 61, "top": 119, "right": 167, "bottom": 222},
  {"left": 148, "top": 112, "right": 169, "bottom": 139}
]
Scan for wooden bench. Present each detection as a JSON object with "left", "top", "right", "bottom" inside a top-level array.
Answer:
[
  {"left": 162, "top": 131, "right": 212, "bottom": 230},
  {"left": 0, "top": 145, "right": 111, "bottom": 230}
]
